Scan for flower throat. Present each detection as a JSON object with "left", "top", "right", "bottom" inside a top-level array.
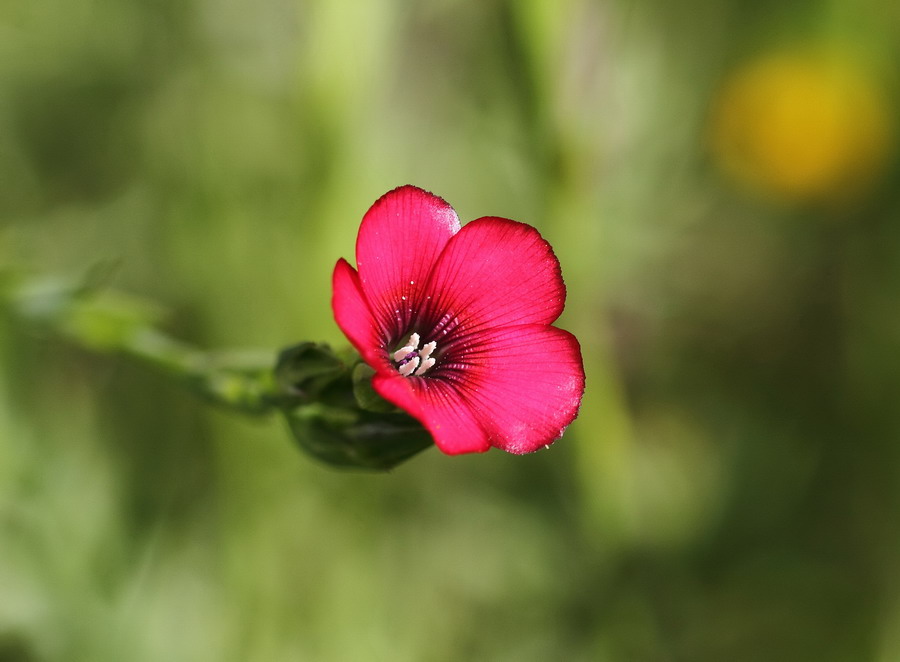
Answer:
[{"left": 392, "top": 332, "right": 436, "bottom": 377}]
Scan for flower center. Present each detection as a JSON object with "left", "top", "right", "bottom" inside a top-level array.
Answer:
[{"left": 392, "top": 332, "right": 437, "bottom": 377}]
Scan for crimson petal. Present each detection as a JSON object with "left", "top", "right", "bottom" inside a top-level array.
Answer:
[
  {"left": 356, "top": 186, "right": 460, "bottom": 341},
  {"left": 333, "top": 187, "right": 586, "bottom": 457},
  {"left": 421, "top": 217, "right": 566, "bottom": 343},
  {"left": 372, "top": 372, "right": 491, "bottom": 455},
  {"left": 448, "top": 324, "right": 584, "bottom": 454},
  {"left": 332, "top": 258, "right": 385, "bottom": 368}
]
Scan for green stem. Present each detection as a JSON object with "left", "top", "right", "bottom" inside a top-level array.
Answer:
[
  {"left": 1, "top": 270, "right": 433, "bottom": 470},
  {"left": 2, "top": 272, "right": 279, "bottom": 416}
]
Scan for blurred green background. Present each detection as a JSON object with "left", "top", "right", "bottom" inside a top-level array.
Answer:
[{"left": 2, "top": 0, "right": 900, "bottom": 660}]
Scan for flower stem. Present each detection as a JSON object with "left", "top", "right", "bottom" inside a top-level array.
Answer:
[
  {"left": 1, "top": 269, "right": 433, "bottom": 470},
  {"left": 2, "top": 271, "right": 279, "bottom": 416}
]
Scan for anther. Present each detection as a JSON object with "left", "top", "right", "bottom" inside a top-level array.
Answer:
[
  {"left": 392, "top": 333, "right": 419, "bottom": 362},
  {"left": 392, "top": 333, "right": 438, "bottom": 377},
  {"left": 414, "top": 357, "right": 435, "bottom": 376},
  {"left": 398, "top": 356, "right": 420, "bottom": 377},
  {"left": 393, "top": 346, "right": 415, "bottom": 362},
  {"left": 419, "top": 341, "right": 436, "bottom": 362}
]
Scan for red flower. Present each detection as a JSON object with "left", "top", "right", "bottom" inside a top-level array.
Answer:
[{"left": 332, "top": 186, "right": 585, "bottom": 455}]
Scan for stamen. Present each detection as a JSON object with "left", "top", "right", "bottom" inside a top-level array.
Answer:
[
  {"left": 392, "top": 333, "right": 438, "bottom": 377},
  {"left": 398, "top": 356, "right": 420, "bottom": 377},
  {"left": 392, "top": 345, "right": 416, "bottom": 362},
  {"left": 414, "top": 357, "right": 435, "bottom": 376},
  {"left": 419, "top": 341, "right": 436, "bottom": 362}
]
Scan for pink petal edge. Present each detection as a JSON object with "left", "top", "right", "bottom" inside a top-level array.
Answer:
[
  {"left": 355, "top": 186, "right": 461, "bottom": 341},
  {"left": 331, "top": 258, "right": 385, "bottom": 369},
  {"left": 372, "top": 371, "right": 492, "bottom": 455},
  {"left": 373, "top": 324, "right": 584, "bottom": 456},
  {"left": 421, "top": 217, "right": 566, "bottom": 342},
  {"left": 453, "top": 324, "right": 584, "bottom": 454}
]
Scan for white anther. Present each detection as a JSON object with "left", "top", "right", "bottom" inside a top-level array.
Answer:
[
  {"left": 393, "top": 333, "right": 439, "bottom": 377},
  {"left": 398, "top": 356, "right": 420, "bottom": 377},
  {"left": 414, "top": 357, "right": 435, "bottom": 376},
  {"left": 393, "top": 345, "right": 415, "bottom": 362},
  {"left": 419, "top": 341, "right": 436, "bottom": 362}
]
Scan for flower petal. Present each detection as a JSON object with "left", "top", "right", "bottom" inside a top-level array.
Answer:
[
  {"left": 446, "top": 324, "right": 584, "bottom": 454},
  {"left": 356, "top": 185, "right": 460, "bottom": 342},
  {"left": 421, "top": 218, "right": 566, "bottom": 345},
  {"left": 372, "top": 372, "right": 491, "bottom": 455},
  {"left": 332, "top": 258, "right": 386, "bottom": 368}
]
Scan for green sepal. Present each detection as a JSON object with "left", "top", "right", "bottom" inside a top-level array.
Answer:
[
  {"left": 275, "top": 344, "right": 434, "bottom": 470},
  {"left": 282, "top": 403, "right": 433, "bottom": 471},
  {"left": 352, "top": 363, "right": 399, "bottom": 413},
  {"left": 274, "top": 342, "right": 349, "bottom": 405}
]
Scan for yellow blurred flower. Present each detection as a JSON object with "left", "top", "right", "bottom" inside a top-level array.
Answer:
[{"left": 710, "top": 49, "right": 895, "bottom": 205}]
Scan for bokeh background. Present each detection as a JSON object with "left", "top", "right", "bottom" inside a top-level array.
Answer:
[{"left": 2, "top": 0, "right": 900, "bottom": 660}]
